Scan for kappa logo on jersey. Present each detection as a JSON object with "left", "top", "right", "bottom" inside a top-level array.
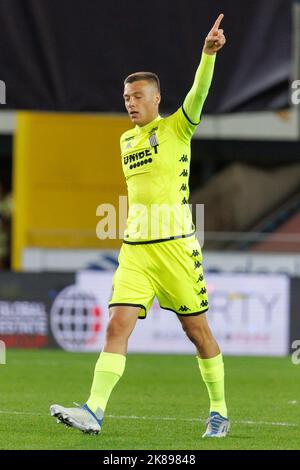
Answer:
[
  {"left": 191, "top": 250, "right": 200, "bottom": 257},
  {"left": 123, "top": 135, "right": 134, "bottom": 150},
  {"left": 198, "top": 287, "right": 207, "bottom": 295}
]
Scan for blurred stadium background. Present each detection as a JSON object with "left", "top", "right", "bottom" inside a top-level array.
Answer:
[{"left": 0, "top": 0, "right": 300, "bottom": 450}]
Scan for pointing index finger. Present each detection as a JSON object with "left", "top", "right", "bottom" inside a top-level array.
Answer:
[{"left": 212, "top": 13, "right": 224, "bottom": 31}]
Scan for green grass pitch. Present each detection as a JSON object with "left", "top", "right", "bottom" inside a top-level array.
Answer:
[{"left": 0, "top": 350, "right": 299, "bottom": 450}]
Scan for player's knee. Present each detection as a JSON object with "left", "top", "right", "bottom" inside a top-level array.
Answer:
[
  {"left": 181, "top": 322, "right": 193, "bottom": 341},
  {"left": 181, "top": 321, "right": 212, "bottom": 346},
  {"left": 106, "top": 317, "right": 130, "bottom": 340}
]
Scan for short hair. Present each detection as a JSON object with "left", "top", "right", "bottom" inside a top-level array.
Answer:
[{"left": 124, "top": 72, "right": 160, "bottom": 93}]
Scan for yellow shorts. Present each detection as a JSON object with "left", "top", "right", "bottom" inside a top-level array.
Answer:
[{"left": 109, "top": 234, "right": 209, "bottom": 319}]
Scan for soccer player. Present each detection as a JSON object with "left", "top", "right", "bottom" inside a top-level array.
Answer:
[{"left": 51, "top": 14, "right": 229, "bottom": 438}]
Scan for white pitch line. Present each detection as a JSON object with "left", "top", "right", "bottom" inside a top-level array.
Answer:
[
  {"left": 0, "top": 410, "right": 43, "bottom": 416},
  {"left": 107, "top": 415, "right": 297, "bottom": 428},
  {"left": 0, "top": 410, "right": 297, "bottom": 428}
]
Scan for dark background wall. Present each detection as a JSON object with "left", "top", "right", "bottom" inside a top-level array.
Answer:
[{"left": 0, "top": 0, "right": 292, "bottom": 112}]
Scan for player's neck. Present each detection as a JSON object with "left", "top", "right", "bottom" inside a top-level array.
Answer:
[{"left": 137, "top": 113, "right": 160, "bottom": 129}]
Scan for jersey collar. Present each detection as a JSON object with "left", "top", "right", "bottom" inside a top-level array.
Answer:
[{"left": 135, "top": 115, "right": 162, "bottom": 134}]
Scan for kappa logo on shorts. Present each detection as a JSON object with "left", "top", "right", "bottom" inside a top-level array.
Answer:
[
  {"left": 197, "top": 274, "right": 204, "bottom": 282},
  {"left": 178, "top": 305, "right": 191, "bottom": 312},
  {"left": 200, "top": 300, "right": 208, "bottom": 308}
]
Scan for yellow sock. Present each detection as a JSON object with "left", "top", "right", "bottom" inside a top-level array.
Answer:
[
  {"left": 86, "top": 352, "right": 126, "bottom": 414},
  {"left": 197, "top": 353, "right": 228, "bottom": 418}
]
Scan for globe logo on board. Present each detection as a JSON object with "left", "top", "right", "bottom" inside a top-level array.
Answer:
[{"left": 50, "top": 285, "right": 102, "bottom": 351}]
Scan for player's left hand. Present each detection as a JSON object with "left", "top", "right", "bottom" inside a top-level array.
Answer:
[{"left": 203, "top": 13, "right": 226, "bottom": 55}]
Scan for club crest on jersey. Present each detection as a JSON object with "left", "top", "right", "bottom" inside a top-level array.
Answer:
[{"left": 149, "top": 132, "right": 159, "bottom": 154}]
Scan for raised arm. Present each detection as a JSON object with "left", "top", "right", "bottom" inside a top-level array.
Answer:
[{"left": 183, "top": 14, "right": 226, "bottom": 124}]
